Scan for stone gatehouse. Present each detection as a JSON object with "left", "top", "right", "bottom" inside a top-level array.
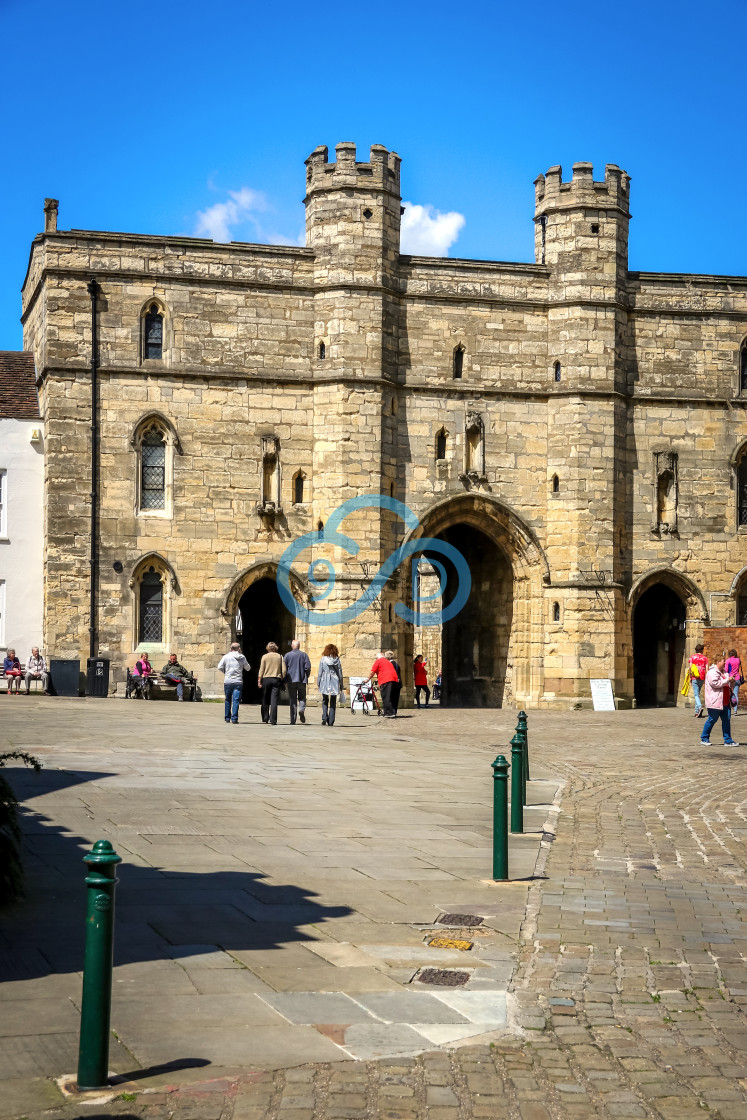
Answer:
[{"left": 19, "top": 143, "right": 747, "bottom": 706}]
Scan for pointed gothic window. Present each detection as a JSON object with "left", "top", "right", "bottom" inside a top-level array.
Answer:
[
  {"left": 144, "top": 304, "right": 163, "bottom": 360},
  {"left": 140, "top": 426, "right": 166, "bottom": 510},
  {"left": 293, "top": 472, "right": 305, "bottom": 505},
  {"left": 138, "top": 566, "right": 163, "bottom": 643},
  {"left": 554, "top": 360, "right": 561, "bottom": 382},
  {"left": 739, "top": 453, "right": 747, "bottom": 527},
  {"left": 453, "top": 346, "right": 464, "bottom": 379},
  {"left": 741, "top": 341, "right": 747, "bottom": 392}
]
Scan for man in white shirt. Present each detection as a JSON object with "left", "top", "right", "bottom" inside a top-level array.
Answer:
[
  {"left": 25, "top": 648, "right": 49, "bottom": 694},
  {"left": 218, "top": 642, "right": 250, "bottom": 724}
]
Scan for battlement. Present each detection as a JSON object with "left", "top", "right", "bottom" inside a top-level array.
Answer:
[
  {"left": 534, "top": 162, "right": 630, "bottom": 215},
  {"left": 304, "top": 142, "right": 401, "bottom": 198}
]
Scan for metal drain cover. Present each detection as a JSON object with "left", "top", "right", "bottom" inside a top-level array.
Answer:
[
  {"left": 417, "top": 968, "right": 470, "bottom": 987},
  {"left": 437, "top": 913, "right": 484, "bottom": 927}
]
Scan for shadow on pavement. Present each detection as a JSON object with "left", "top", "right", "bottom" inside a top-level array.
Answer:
[
  {"left": 1, "top": 766, "right": 353, "bottom": 982},
  {"left": 111, "top": 1057, "right": 211, "bottom": 1083}
]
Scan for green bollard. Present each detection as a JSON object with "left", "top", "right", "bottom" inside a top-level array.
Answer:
[
  {"left": 492, "top": 754, "right": 509, "bottom": 881},
  {"left": 510, "top": 734, "right": 524, "bottom": 834},
  {"left": 517, "top": 710, "right": 530, "bottom": 783},
  {"left": 76, "top": 840, "right": 122, "bottom": 1091}
]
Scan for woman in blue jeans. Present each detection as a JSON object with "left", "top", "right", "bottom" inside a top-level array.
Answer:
[{"left": 701, "top": 656, "right": 739, "bottom": 746}]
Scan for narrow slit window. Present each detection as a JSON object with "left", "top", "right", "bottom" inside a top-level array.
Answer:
[
  {"left": 552, "top": 474, "right": 559, "bottom": 493},
  {"left": 138, "top": 566, "right": 163, "bottom": 643},
  {"left": 144, "top": 304, "right": 163, "bottom": 360},
  {"left": 318, "top": 342, "right": 326, "bottom": 360},
  {"left": 294, "top": 474, "right": 305, "bottom": 504},
  {"left": 317, "top": 519, "right": 324, "bottom": 539},
  {"left": 140, "top": 426, "right": 166, "bottom": 509},
  {"left": 554, "top": 360, "right": 561, "bottom": 382},
  {"left": 436, "top": 429, "right": 447, "bottom": 460},
  {"left": 453, "top": 346, "right": 464, "bottom": 379},
  {"left": 553, "top": 602, "right": 560, "bottom": 622},
  {"left": 741, "top": 342, "right": 747, "bottom": 392}
]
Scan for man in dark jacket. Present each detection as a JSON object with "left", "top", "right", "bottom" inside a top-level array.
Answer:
[
  {"left": 284, "top": 640, "right": 311, "bottom": 724},
  {"left": 162, "top": 654, "right": 192, "bottom": 701}
]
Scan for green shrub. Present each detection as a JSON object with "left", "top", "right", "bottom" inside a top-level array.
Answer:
[{"left": 0, "top": 751, "right": 42, "bottom": 904}]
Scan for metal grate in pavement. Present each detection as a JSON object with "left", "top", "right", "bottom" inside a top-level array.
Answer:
[
  {"left": 416, "top": 968, "right": 470, "bottom": 986},
  {"left": 437, "top": 913, "right": 484, "bottom": 927}
]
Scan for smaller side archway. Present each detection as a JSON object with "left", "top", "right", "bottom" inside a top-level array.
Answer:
[
  {"left": 222, "top": 562, "right": 309, "bottom": 704},
  {"left": 629, "top": 568, "right": 706, "bottom": 707}
]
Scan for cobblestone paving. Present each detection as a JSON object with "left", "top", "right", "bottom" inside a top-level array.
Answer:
[{"left": 9, "top": 706, "right": 747, "bottom": 1119}]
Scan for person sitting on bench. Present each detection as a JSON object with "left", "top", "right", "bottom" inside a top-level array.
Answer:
[
  {"left": 132, "top": 652, "right": 154, "bottom": 697},
  {"left": 25, "top": 648, "right": 49, "bottom": 694},
  {"left": 161, "top": 653, "right": 192, "bottom": 701}
]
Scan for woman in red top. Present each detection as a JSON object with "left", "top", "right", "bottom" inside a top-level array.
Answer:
[
  {"left": 413, "top": 654, "right": 430, "bottom": 708},
  {"left": 366, "top": 651, "right": 400, "bottom": 718}
]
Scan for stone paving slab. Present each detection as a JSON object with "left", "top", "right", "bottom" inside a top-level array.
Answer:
[{"left": 11, "top": 703, "right": 747, "bottom": 1117}]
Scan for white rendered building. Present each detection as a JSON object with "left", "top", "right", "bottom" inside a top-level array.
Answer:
[{"left": 0, "top": 353, "right": 43, "bottom": 662}]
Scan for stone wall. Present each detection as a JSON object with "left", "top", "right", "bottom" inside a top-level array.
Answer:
[{"left": 19, "top": 144, "right": 747, "bottom": 705}]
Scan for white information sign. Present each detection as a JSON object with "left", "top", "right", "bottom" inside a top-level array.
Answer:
[
  {"left": 590, "top": 678, "right": 616, "bottom": 711},
  {"left": 348, "top": 677, "right": 368, "bottom": 711}
]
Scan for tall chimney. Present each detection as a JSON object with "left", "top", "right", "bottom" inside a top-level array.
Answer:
[{"left": 44, "top": 198, "right": 59, "bottom": 233}]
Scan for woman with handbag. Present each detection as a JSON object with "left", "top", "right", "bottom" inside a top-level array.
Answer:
[
  {"left": 725, "top": 648, "right": 743, "bottom": 712},
  {"left": 317, "top": 644, "right": 344, "bottom": 726}
]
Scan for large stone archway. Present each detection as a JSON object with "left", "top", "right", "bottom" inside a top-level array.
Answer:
[{"left": 404, "top": 493, "right": 549, "bottom": 707}]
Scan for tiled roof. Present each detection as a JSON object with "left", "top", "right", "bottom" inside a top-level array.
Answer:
[{"left": 0, "top": 352, "right": 39, "bottom": 419}]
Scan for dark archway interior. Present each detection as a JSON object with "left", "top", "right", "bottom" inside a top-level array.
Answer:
[
  {"left": 424, "top": 522, "right": 512, "bottom": 707},
  {"left": 237, "top": 577, "right": 296, "bottom": 703},
  {"left": 633, "top": 583, "right": 686, "bottom": 707}
]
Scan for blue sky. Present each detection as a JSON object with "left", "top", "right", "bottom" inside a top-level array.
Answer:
[{"left": 1, "top": 0, "right": 744, "bottom": 350}]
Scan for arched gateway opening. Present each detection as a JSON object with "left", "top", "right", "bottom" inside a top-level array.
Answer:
[
  {"left": 225, "top": 563, "right": 305, "bottom": 705},
  {"left": 408, "top": 494, "right": 548, "bottom": 708},
  {"left": 419, "top": 524, "right": 512, "bottom": 706},
  {"left": 632, "top": 583, "right": 687, "bottom": 707}
]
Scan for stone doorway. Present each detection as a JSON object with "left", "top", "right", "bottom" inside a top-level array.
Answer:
[
  {"left": 633, "top": 583, "right": 686, "bottom": 707},
  {"left": 236, "top": 577, "right": 296, "bottom": 703},
  {"left": 418, "top": 522, "right": 513, "bottom": 707}
]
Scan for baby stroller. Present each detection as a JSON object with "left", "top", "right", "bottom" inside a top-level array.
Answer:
[{"left": 352, "top": 679, "right": 383, "bottom": 716}]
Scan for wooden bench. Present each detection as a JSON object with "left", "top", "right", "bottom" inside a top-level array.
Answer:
[{"left": 125, "top": 667, "right": 197, "bottom": 701}]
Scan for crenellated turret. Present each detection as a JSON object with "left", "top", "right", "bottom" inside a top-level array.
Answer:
[
  {"left": 533, "top": 161, "right": 631, "bottom": 282},
  {"left": 303, "top": 142, "right": 402, "bottom": 282},
  {"left": 304, "top": 142, "right": 401, "bottom": 197}
]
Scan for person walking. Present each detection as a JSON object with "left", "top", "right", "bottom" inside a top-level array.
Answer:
[
  {"left": 701, "top": 655, "right": 739, "bottom": 746},
  {"left": 365, "top": 650, "right": 400, "bottom": 718},
  {"left": 725, "top": 648, "right": 743, "bottom": 712},
  {"left": 3, "top": 649, "right": 22, "bottom": 694},
  {"left": 413, "top": 654, "right": 430, "bottom": 708},
  {"left": 285, "top": 639, "right": 311, "bottom": 724},
  {"left": 688, "top": 643, "right": 709, "bottom": 718},
  {"left": 24, "top": 647, "right": 49, "bottom": 694},
  {"left": 218, "top": 642, "right": 250, "bottom": 724},
  {"left": 317, "top": 644, "right": 344, "bottom": 726},
  {"left": 258, "top": 642, "right": 286, "bottom": 725},
  {"left": 388, "top": 651, "right": 402, "bottom": 715}
]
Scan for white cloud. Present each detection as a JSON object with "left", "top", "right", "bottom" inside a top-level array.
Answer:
[
  {"left": 194, "top": 187, "right": 266, "bottom": 242},
  {"left": 400, "top": 201, "right": 465, "bottom": 256}
]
